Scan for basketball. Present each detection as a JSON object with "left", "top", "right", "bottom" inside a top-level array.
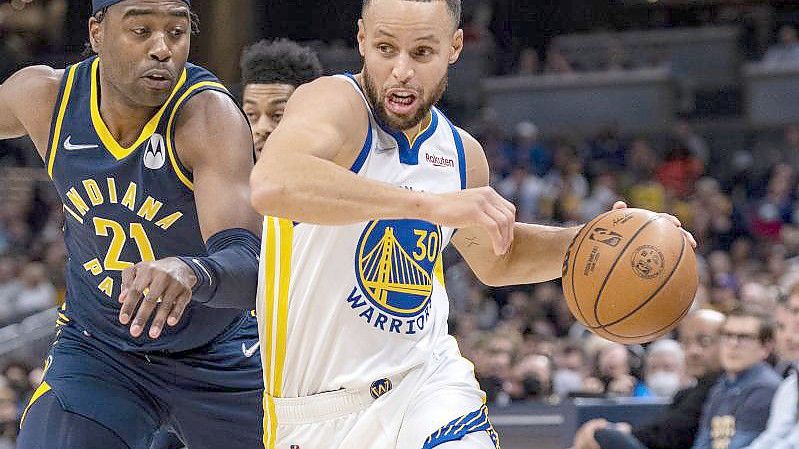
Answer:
[{"left": 561, "top": 208, "right": 698, "bottom": 344}]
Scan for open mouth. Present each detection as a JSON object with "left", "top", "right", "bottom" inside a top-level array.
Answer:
[
  {"left": 141, "top": 70, "right": 173, "bottom": 90},
  {"left": 385, "top": 89, "right": 419, "bottom": 115}
]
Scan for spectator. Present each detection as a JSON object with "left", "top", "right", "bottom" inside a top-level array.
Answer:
[
  {"left": 502, "top": 121, "right": 552, "bottom": 177},
  {"left": 691, "top": 309, "right": 780, "bottom": 449},
  {"left": 14, "top": 262, "right": 55, "bottom": 317},
  {"left": 571, "top": 309, "right": 725, "bottom": 449},
  {"left": 0, "top": 257, "right": 21, "bottom": 324},
  {"left": 671, "top": 119, "right": 710, "bottom": 164},
  {"left": 637, "top": 339, "right": 687, "bottom": 399},
  {"left": 516, "top": 47, "right": 540, "bottom": 76},
  {"left": 764, "top": 25, "right": 799, "bottom": 66},
  {"left": 553, "top": 343, "right": 587, "bottom": 397},
  {"left": 743, "top": 285, "right": 799, "bottom": 449},
  {"left": 583, "top": 343, "right": 641, "bottom": 397},
  {"left": 656, "top": 146, "right": 704, "bottom": 199},
  {"left": 510, "top": 354, "right": 553, "bottom": 402}
]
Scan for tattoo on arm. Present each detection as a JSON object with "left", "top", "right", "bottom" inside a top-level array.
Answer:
[{"left": 465, "top": 236, "right": 479, "bottom": 247}]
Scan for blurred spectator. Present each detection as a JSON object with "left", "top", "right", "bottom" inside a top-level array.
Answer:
[
  {"left": 764, "top": 25, "right": 799, "bottom": 66},
  {"left": 580, "top": 172, "right": 620, "bottom": 222},
  {"left": 552, "top": 343, "right": 587, "bottom": 397},
  {"left": 583, "top": 343, "right": 641, "bottom": 397},
  {"left": 510, "top": 354, "right": 553, "bottom": 402},
  {"left": 0, "top": 386, "right": 17, "bottom": 449},
  {"left": 496, "top": 166, "right": 546, "bottom": 223},
  {"left": 515, "top": 47, "right": 540, "bottom": 76},
  {"left": 691, "top": 309, "right": 780, "bottom": 449},
  {"left": 544, "top": 46, "right": 574, "bottom": 75},
  {"left": 0, "top": 257, "right": 21, "bottom": 324},
  {"left": 625, "top": 138, "right": 665, "bottom": 212},
  {"left": 656, "top": 146, "right": 704, "bottom": 199},
  {"left": 14, "top": 262, "right": 55, "bottom": 317},
  {"left": 583, "top": 127, "right": 627, "bottom": 177},
  {"left": 743, "top": 286, "right": 799, "bottom": 449},
  {"left": 502, "top": 121, "right": 552, "bottom": 177},
  {"left": 671, "top": 120, "right": 710, "bottom": 165},
  {"left": 637, "top": 339, "right": 686, "bottom": 399},
  {"left": 571, "top": 309, "right": 725, "bottom": 449}
]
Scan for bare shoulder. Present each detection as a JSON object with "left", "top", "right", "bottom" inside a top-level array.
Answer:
[
  {"left": 455, "top": 127, "right": 489, "bottom": 188},
  {"left": 173, "top": 89, "right": 251, "bottom": 169},
  {"left": 3, "top": 65, "right": 63, "bottom": 104},
  {"left": 277, "top": 75, "right": 370, "bottom": 165}
]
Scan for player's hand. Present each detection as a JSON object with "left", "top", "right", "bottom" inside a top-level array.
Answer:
[
  {"left": 426, "top": 186, "right": 516, "bottom": 255},
  {"left": 571, "top": 418, "right": 609, "bottom": 449},
  {"left": 118, "top": 257, "right": 198, "bottom": 339},
  {"left": 612, "top": 201, "right": 697, "bottom": 249}
]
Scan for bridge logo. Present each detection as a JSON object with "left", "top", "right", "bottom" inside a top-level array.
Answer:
[{"left": 355, "top": 219, "right": 441, "bottom": 317}]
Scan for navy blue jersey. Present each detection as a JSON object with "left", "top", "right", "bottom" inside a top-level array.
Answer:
[{"left": 45, "top": 56, "right": 245, "bottom": 352}]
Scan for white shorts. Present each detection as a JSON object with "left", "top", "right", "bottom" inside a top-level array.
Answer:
[{"left": 263, "top": 337, "right": 500, "bottom": 449}]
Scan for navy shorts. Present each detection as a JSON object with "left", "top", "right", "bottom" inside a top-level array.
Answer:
[{"left": 19, "top": 314, "right": 264, "bottom": 449}]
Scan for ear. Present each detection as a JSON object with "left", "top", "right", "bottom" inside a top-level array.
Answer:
[
  {"left": 89, "top": 16, "right": 103, "bottom": 54},
  {"left": 449, "top": 28, "right": 464, "bottom": 65},
  {"left": 357, "top": 19, "right": 367, "bottom": 58}
]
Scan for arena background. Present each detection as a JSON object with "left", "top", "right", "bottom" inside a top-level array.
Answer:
[{"left": 2, "top": 1, "right": 799, "bottom": 448}]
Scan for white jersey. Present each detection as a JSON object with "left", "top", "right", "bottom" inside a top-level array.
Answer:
[{"left": 256, "top": 74, "right": 468, "bottom": 399}]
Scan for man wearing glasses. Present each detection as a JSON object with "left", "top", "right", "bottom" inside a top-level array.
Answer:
[{"left": 691, "top": 309, "right": 781, "bottom": 449}]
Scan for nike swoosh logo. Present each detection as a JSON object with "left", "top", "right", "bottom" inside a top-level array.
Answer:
[
  {"left": 242, "top": 341, "right": 260, "bottom": 358},
  {"left": 64, "top": 136, "right": 99, "bottom": 150}
]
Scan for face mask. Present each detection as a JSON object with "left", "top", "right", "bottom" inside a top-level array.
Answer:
[
  {"left": 646, "top": 371, "right": 681, "bottom": 398},
  {"left": 553, "top": 369, "right": 583, "bottom": 395},
  {"left": 523, "top": 376, "right": 543, "bottom": 397}
]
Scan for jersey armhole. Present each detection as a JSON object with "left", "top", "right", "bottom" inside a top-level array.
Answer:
[
  {"left": 45, "top": 63, "right": 81, "bottom": 179},
  {"left": 165, "top": 83, "right": 239, "bottom": 191}
]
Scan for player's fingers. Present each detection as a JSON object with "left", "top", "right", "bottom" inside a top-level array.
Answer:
[
  {"left": 166, "top": 291, "right": 192, "bottom": 327},
  {"left": 660, "top": 213, "right": 682, "bottom": 228},
  {"left": 682, "top": 228, "right": 698, "bottom": 249},
  {"left": 613, "top": 201, "right": 628, "bottom": 210},
  {"left": 119, "top": 265, "right": 148, "bottom": 325},
  {"left": 119, "top": 265, "right": 136, "bottom": 304},
  {"left": 130, "top": 270, "right": 167, "bottom": 337},
  {"left": 484, "top": 204, "right": 511, "bottom": 255},
  {"left": 148, "top": 282, "right": 182, "bottom": 339}
]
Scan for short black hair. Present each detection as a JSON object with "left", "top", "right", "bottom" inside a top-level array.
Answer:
[
  {"left": 83, "top": 6, "right": 199, "bottom": 56},
  {"left": 240, "top": 39, "right": 323, "bottom": 88},
  {"left": 361, "top": 0, "right": 461, "bottom": 27}
]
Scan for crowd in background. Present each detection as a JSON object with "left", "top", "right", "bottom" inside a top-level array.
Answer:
[{"left": 3, "top": 0, "right": 799, "bottom": 447}]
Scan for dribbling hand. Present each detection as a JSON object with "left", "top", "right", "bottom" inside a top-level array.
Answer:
[
  {"left": 426, "top": 186, "right": 516, "bottom": 255},
  {"left": 612, "top": 201, "right": 697, "bottom": 249},
  {"left": 118, "top": 257, "right": 197, "bottom": 339}
]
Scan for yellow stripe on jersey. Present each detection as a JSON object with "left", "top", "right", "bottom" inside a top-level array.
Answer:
[
  {"left": 89, "top": 58, "right": 187, "bottom": 161},
  {"left": 164, "top": 81, "right": 229, "bottom": 191},
  {"left": 20, "top": 381, "right": 51, "bottom": 428},
  {"left": 262, "top": 393, "right": 278, "bottom": 449},
  {"left": 62, "top": 204, "right": 84, "bottom": 224},
  {"left": 47, "top": 63, "right": 80, "bottom": 178},
  {"left": 434, "top": 253, "right": 445, "bottom": 287},
  {"left": 260, "top": 217, "right": 293, "bottom": 448}
]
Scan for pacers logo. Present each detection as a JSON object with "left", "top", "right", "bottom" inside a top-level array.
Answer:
[{"left": 355, "top": 219, "right": 440, "bottom": 317}]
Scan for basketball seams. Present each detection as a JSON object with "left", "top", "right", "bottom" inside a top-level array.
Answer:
[
  {"left": 594, "top": 228, "right": 687, "bottom": 329},
  {"left": 591, "top": 214, "right": 661, "bottom": 327},
  {"left": 600, "top": 288, "right": 693, "bottom": 342},
  {"left": 567, "top": 214, "right": 608, "bottom": 328}
]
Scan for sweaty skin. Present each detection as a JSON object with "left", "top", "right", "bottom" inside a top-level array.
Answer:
[{"left": 0, "top": 0, "right": 261, "bottom": 338}]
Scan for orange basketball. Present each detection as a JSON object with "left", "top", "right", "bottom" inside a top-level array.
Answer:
[{"left": 561, "top": 208, "right": 698, "bottom": 344}]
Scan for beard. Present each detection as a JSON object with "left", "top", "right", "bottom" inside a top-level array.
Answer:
[{"left": 361, "top": 65, "right": 448, "bottom": 131}]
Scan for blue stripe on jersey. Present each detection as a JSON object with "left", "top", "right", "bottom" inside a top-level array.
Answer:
[
  {"left": 422, "top": 405, "right": 500, "bottom": 449},
  {"left": 441, "top": 112, "right": 467, "bottom": 189},
  {"left": 350, "top": 121, "right": 372, "bottom": 174}
]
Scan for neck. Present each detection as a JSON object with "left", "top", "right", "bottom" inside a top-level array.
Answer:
[
  {"left": 98, "top": 72, "right": 159, "bottom": 148},
  {"left": 402, "top": 112, "right": 431, "bottom": 142}
]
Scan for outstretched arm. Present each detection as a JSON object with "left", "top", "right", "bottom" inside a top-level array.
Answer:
[
  {"left": 118, "top": 90, "right": 263, "bottom": 339},
  {"left": 452, "top": 130, "right": 695, "bottom": 287},
  {"left": 452, "top": 130, "right": 579, "bottom": 286},
  {"left": 250, "top": 76, "right": 515, "bottom": 255}
]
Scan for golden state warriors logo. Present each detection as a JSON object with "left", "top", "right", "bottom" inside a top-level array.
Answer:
[
  {"left": 356, "top": 219, "right": 440, "bottom": 317},
  {"left": 345, "top": 219, "right": 441, "bottom": 335}
]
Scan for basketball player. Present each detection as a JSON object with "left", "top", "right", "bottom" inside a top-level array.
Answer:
[
  {"left": 240, "top": 38, "right": 323, "bottom": 159},
  {"left": 250, "top": 0, "right": 696, "bottom": 448},
  {"left": 0, "top": 1, "right": 264, "bottom": 448}
]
